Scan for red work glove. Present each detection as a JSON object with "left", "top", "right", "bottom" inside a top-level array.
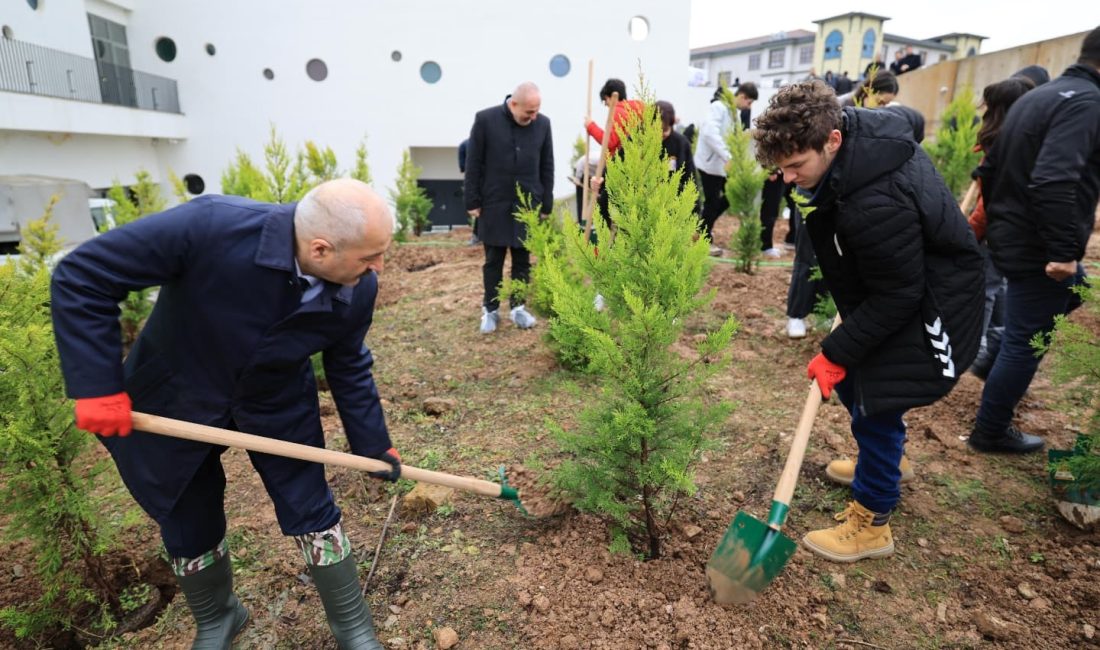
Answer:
[
  {"left": 75, "top": 392, "right": 133, "bottom": 436},
  {"left": 368, "top": 447, "right": 402, "bottom": 482},
  {"left": 807, "top": 353, "right": 846, "bottom": 400}
]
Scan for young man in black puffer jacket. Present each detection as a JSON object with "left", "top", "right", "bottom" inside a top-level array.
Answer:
[
  {"left": 971, "top": 27, "right": 1100, "bottom": 454},
  {"left": 753, "top": 81, "right": 984, "bottom": 563}
]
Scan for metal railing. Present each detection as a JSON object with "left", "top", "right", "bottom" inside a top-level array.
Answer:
[{"left": 0, "top": 37, "right": 180, "bottom": 113}]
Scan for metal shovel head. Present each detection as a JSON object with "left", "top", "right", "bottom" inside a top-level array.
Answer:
[{"left": 706, "top": 511, "right": 796, "bottom": 604}]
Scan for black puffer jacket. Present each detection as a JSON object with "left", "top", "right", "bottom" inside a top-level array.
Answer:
[
  {"left": 464, "top": 97, "right": 554, "bottom": 248},
  {"left": 979, "top": 64, "right": 1100, "bottom": 279},
  {"left": 806, "top": 107, "right": 984, "bottom": 415}
]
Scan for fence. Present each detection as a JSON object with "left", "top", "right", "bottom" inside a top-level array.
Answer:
[{"left": 0, "top": 37, "right": 179, "bottom": 113}]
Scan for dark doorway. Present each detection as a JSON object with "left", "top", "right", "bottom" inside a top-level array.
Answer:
[
  {"left": 419, "top": 179, "right": 466, "bottom": 230},
  {"left": 88, "top": 13, "right": 136, "bottom": 108}
]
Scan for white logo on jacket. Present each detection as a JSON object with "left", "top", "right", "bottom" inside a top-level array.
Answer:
[{"left": 925, "top": 317, "right": 955, "bottom": 378}]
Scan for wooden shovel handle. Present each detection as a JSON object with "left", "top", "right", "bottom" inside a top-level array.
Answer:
[
  {"left": 580, "top": 59, "right": 594, "bottom": 225},
  {"left": 771, "top": 381, "right": 824, "bottom": 507},
  {"left": 582, "top": 91, "right": 619, "bottom": 241},
  {"left": 771, "top": 314, "right": 841, "bottom": 507},
  {"left": 130, "top": 412, "right": 505, "bottom": 498},
  {"left": 958, "top": 179, "right": 979, "bottom": 215}
]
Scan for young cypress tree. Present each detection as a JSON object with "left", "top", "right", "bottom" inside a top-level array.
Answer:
[
  {"left": 350, "top": 136, "right": 373, "bottom": 185},
  {"left": 924, "top": 86, "right": 983, "bottom": 200},
  {"left": 1038, "top": 283, "right": 1100, "bottom": 526},
  {"left": 390, "top": 150, "right": 434, "bottom": 239},
  {"left": 220, "top": 149, "right": 267, "bottom": 199},
  {"left": 545, "top": 99, "right": 738, "bottom": 558},
  {"left": 0, "top": 204, "right": 119, "bottom": 639},
  {"left": 720, "top": 89, "right": 769, "bottom": 273}
]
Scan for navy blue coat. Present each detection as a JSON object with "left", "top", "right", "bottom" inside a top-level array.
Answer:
[{"left": 50, "top": 195, "right": 392, "bottom": 520}]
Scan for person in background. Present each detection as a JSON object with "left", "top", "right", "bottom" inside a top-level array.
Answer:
[
  {"left": 655, "top": 100, "right": 699, "bottom": 214},
  {"left": 465, "top": 81, "right": 554, "bottom": 334},
  {"left": 51, "top": 179, "right": 400, "bottom": 649},
  {"left": 838, "top": 70, "right": 899, "bottom": 108},
  {"left": 966, "top": 72, "right": 1045, "bottom": 379},
  {"left": 693, "top": 82, "right": 758, "bottom": 254},
  {"left": 585, "top": 78, "right": 646, "bottom": 229},
  {"left": 835, "top": 71, "right": 854, "bottom": 95},
  {"left": 969, "top": 29, "right": 1100, "bottom": 453}
]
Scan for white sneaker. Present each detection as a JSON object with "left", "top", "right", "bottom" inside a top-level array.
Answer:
[
  {"left": 510, "top": 305, "right": 537, "bottom": 329},
  {"left": 480, "top": 307, "right": 499, "bottom": 334},
  {"left": 594, "top": 293, "right": 606, "bottom": 312},
  {"left": 787, "top": 317, "right": 807, "bottom": 339},
  {"left": 763, "top": 247, "right": 782, "bottom": 259},
  {"left": 709, "top": 245, "right": 723, "bottom": 257}
]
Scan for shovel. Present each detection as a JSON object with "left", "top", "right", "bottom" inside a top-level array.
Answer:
[
  {"left": 706, "top": 316, "right": 840, "bottom": 604},
  {"left": 130, "top": 412, "right": 527, "bottom": 513},
  {"left": 705, "top": 379, "right": 823, "bottom": 603}
]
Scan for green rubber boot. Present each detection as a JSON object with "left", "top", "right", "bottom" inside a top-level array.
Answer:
[
  {"left": 175, "top": 553, "right": 249, "bottom": 649},
  {"left": 310, "top": 555, "right": 383, "bottom": 649}
]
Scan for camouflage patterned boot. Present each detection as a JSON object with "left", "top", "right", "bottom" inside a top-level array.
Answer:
[
  {"left": 173, "top": 541, "right": 249, "bottom": 649},
  {"left": 296, "top": 523, "right": 383, "bottom": 650}
]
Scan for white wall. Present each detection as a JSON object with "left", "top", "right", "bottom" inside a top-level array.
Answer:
[
  {"left": 2, "top": 0, "right": 97, "bottom": 57},
  {"left": 0, "top": 91, "right": 189, "bottom": 139},
  {"left": 111, "top": 0, "right": 691, "bottom": 200},
  {"left": 0, "top": 131, "right": 167, "bottom": 190}
]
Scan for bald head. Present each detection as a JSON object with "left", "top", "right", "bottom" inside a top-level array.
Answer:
[
  {"left": 508, "top": 82, "right": 541, "bottom": 126},
  {"left": 295, "top": 178, "right": 392, "bottom": 284}
]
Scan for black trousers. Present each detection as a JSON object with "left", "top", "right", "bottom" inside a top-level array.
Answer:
[
  {"left": 483, "top": 244, "right": 531, "bottom": 311},
  {"left": 786, "top": 208, "right": 828, "bottom": 319},
  {"left": 698, "top": 171, "right": 728, "bottom": 241}
]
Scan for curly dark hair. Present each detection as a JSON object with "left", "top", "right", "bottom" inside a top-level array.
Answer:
[{"left": 752, "top": 80, "right": 842, "bottom": 168}]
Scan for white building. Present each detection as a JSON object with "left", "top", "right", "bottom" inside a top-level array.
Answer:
[
  {"left": 1, "top": 0, "right": 692, "bottom": 234},
  {"left": 689, "top": 30, "right": 817, "bottom": 93}
]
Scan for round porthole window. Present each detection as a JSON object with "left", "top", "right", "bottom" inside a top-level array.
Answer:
[
  {"left": 263, "top": 68, "right": 274, "bottom": 80},
  {"left": 183, "top": 174, "right": 205, "bottom": 195},
  {"left": 391, "top": 50, "right": 402, "bottom": 62},
  {"left": 306, "top": 58, "right": 328, "bottom": 81},
  {"left": 420, "top": 61, "right": 441, "bottom": 84},
  {"left": 2, "top": 25, "right": 13, "bottom": 40},
  {"left": 205, "top": 43, "right": 216, "bottom": 56},
  {"left": 629, "top": 16, "right": 650, "bottom": 41},
  {"left": 155, "top": 36, "right": 177, "bottom": 62},
  {"left": 26, "top": 0, "right": 40, "bottom": 10},
  {"left": 549, "top": 54, "right": 571, "bottom": 77}
]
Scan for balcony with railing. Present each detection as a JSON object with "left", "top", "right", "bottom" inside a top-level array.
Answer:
[{"left": 1, "top": 37, "right": 180, "bottom": 112}]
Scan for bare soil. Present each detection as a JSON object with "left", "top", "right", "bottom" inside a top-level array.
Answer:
[{"left": 2, "top": 216, "right": 1098, "bottom": 649}]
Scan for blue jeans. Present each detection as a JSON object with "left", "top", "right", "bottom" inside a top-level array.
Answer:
[
  {"left": 975, "top": 267, "right": 1085, "bottom": 433},
  {"left": 835, "top": 380, "right": 907, "bottom": 514}
]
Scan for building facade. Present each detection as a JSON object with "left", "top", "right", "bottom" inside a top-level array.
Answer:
[
  {"left": 690, "top": 12, "right": 983, "bottom": 97},
  {"left": 1, "top": 0, "right": 691, "bottom": 235}
]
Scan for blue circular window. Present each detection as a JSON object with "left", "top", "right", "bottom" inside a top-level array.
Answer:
[
  {"left": 420, "top": 61, "right": 441, "bottom": 84},
  {"left": 26, "top": 0, "right": 39, "bottom": 10},
  {"left": 549, "top": 54, "right": 571, "bottom": 77},
  {"left": 391, "top": 50, "right": 402, "bottom": 62}
]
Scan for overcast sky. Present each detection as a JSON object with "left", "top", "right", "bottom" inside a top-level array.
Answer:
[{"left": 689, "top": 1, "right": 1098, "bottom": 55}]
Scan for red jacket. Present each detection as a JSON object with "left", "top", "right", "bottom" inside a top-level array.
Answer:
[{"left": 587, "top": 99, "right": 645, "bottom": 155}]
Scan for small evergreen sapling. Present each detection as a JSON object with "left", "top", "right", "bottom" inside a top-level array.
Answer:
[
  {"left": 390, "top": 150, "right": 434, "bottom": 239},
  {"left": 924, "top": 86, "right": 983, "bottom": 200},
  {"left": 351, "top": 136, "right": 373, "bottom": 185},
  {"left": 220, "top": 149, "right": 267, "bottom": 199},
  {"left": 1037, "top": 283, "right": 1100, "bottom": 504},
  {"left": 0, "top": 204, "right": 120, "bottom": 639},
  {"left": 720, "top": 88, "right": 769, "bottom": 273},
  {"left": 545, "top": 100, "right": 738, "bottom": 559}
]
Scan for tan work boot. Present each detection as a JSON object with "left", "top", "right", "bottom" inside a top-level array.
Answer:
[
  {"left": 802, "top": 501, "right": 894, "bottom": 563},
  {"left": 825, "top": 455, "right": 915, "bottom": 486}
]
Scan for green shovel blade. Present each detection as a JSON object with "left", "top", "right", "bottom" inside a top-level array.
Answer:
[{"left": 706, "top": 510, "right": 797, "bottom": 604}]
